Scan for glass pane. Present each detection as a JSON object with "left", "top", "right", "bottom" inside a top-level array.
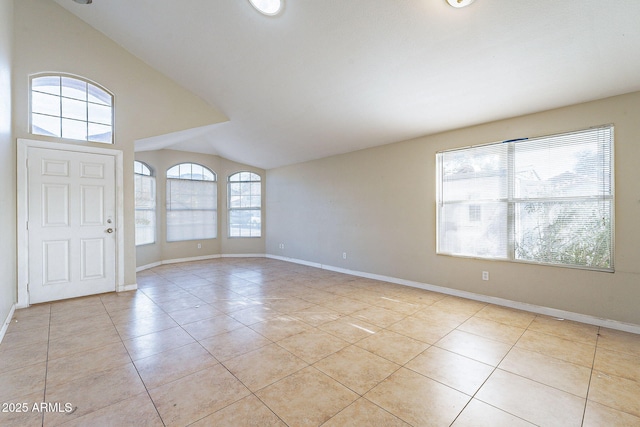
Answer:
[
  {"left": 62, "top": 97, "right": 87, "bottom": 121},
  {"left": 250, "top": 211, "right": 262, "bottom": 236},
  {"left": 438, "top": 202, "right": 508, "bottom": 259},
  {"left": 514, "top": 129, "right": 612, "bottom": 199},
  {"left": 88, "top": 83, "right": 112, "bottom": 106},
  {"left": 32, "top": 113, "right": 61, "bottom": 137},
  {"left": 229, "top": 210, "right": 261, "bottom": 237},
  {"left": 229, "top": 181, "right": 240, "bottom": 195},
  {"left": 179, "top": 164, "right": 188, "bottom": 178},
  {"left": 134, "top": 162, "right": 151, "bottom": 176},
  {"left": 441, "top": 144, "right": 508, "bottom": 202},
  {"left": 229, "top": 196, "right": 242, "bottom": 209},
  {"left": 201, "top": 167, "right": 215, "bottom": 181},
  {"left": 167, "top": 165, "right": 181, "bottom": 179},
  {"left": 62, "top": 77, "right": 87, "bottom": 101},
  {"left": 192, "top": 164, "right": 204, "bottom": 180},
  {"left": 135, "top": 174, "right": 156, "bottom": 245},
  {"left": 135, "top": 210, "right": 156, "bottom": 245},
  {"left": 62, "top": 118, "right": 87, "bottom": 140},
  {"left": 32, "top": 76, "right": 60, "bottom": 96},
  {"left": 515, "top": 200, "right": 612, "bottom": 269},
  {"left": 88, "top": 103, "right": 112, "bottom": 125},
  {"left": 135, "top": 175, "right": 156, "bottom": 208},
  {"left": 32, "top": 92, "right": 61, "bottom": 116},
  {"left": 88, "top": 123, "right": 112, "bottom": 143}
]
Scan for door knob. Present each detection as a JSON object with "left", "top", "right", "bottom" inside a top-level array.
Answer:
[{"left": 106, "top": 228, "right": 114, "bottom": 233}]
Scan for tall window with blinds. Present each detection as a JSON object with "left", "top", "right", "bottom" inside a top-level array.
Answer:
[
  {"left": 436, "top": 125, "right": 614, "bottom": 271},
  {"left": 228, "top": 172, "right": 262, "bottom": 237},
  {"left": 134, "top": 161, "right": 156, "bottom": 245},
  {"left": 166, "top": 163, "right": 217, "bottom": 242}
]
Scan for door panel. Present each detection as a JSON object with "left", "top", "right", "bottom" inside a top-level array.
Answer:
[
  {"left": 42, "top": 158, "right": 69, "bottom": 176},
  {"left": 42, "top": 184, "right": 70, "bottom": 226},
  {"left": 81, "top": 238, "right": 105, "bottom": 280},
  {"left": 80, "top": 162, "right": 105, "bottom": 179},
  {"left": 28, "top": 147, "right": 116, "bottom": 303},
  {"left": 80, "top": 185, "right": 104, "bottom": 225},
  {"left": 42, "top": 240, "right": 70, "bottom": 284}
]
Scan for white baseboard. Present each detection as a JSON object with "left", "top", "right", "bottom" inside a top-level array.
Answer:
[
  {"left": 221, "top": 253, "right": 266, "bottom": 258},
  {"left": 136, "top": 253, "right": 267, "bottom": 272},
  {"left": 136, "top": 261, "right": 162, "bottom": 272},
  {"left": 137, "top": 255, "right": 221, "bottom": 272},
  {"left": 266, "top": 254, "right": 640, "bottom": 335},
  {"left": 161, "top": 254, "right": 222, "bottom": 265},
  {"left": 267, "top": 254, "right": 323, "bottom": 269},
  {"left": 119, "top": 283, "right": 138, "bottom": 292},
  {"left": 0, "top": 304, "right": 16, "bottom": 345}
]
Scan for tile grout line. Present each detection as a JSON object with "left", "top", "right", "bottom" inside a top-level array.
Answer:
[
  {"left": 41, "top": 305, "right": 52, "bottom": 427},
  {"left": 580, "top": 326, "right": 601, "bottom": 427},
  {"left": 448, "top": 313, "right": 545, "bottom": 426},
  {"left": 102, "top": 294, "right": 168, "bottom": 426}
]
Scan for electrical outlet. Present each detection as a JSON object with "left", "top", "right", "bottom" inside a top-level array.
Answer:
[
  {"left": 197, "top": 243, "right": 202, "bottom": 249},
  {"left": 279, "top": 243, "right": 285, "bottom": 249},
  {"left": 482, "top": 271, "right": 489, "bottom": 281},
  {"left": 342, "top": 252, "right": 347, "bottom": 260}
]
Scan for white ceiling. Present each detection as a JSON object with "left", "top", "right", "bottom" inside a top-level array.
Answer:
[{"left": 54, "top": 0, "right": 640, "bottom": 169}]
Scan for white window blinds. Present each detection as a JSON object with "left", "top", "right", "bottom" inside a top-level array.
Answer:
[
  {"left": 228, "top": 172, "right": 262, "bottom": 238},
  {"left": 437, "top": 125, "right": 613, "bottom": 271},
  {"left": 134, "top": 172, "right": 156, "bottom": 245},
  {"left": 166, "top": 164, "right": 217, "bottom": 242}
]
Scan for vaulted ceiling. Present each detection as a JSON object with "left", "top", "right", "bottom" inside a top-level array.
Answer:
[{"left": 54, "top": 0, "right": 640, "bottom": 169}]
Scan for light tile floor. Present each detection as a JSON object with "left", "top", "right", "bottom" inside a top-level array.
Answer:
[{"left": 1, "top": 258, "right": 640, "bottom": 426}]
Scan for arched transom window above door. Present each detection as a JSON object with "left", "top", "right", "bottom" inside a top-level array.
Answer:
[{"left": 30, "top": 73, "right": 114, "bottom": 143}]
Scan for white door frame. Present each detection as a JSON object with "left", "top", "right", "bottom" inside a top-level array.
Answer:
[{"left": 17, "top": 138, "right": 125, "bottom": 308}]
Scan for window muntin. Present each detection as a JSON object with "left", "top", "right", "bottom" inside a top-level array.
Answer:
[
  {"left": 31, "top": 74, "right": 114, "bottom": 143},
  {"left": 437, "top": 125, "right": 614, "bottom": 271},
  {"left": 166, "top": 163, "right": 217, "bottom": 242},
  {"left": 134, "top": 161, "right": 156, "bottom": 246},
  {"left": 228, "top": 172, "right": 262, "bottom": 238}
]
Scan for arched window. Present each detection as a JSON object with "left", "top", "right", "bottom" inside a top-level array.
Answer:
[
  {"left": 166, "top": 163, "right": 217, "bottom": 241},
  {"left": 134, "top": 161, "right": 156, "bottom": 246},
  {"left": 30, "top": 73, "right": 114, "bottom": 143},
  {"left": 228, "top": 172, "right": 261, "bottom": 237}
]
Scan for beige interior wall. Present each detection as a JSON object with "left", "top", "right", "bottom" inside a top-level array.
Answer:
[
  {"left": 135, "top": 149, "right": 266, "bottom": 268},
  {"left": 267, "top": 91, "right": 640, "bottom": 326},
  {"left": 12, "top": 0, "right": 228, "bottom": 288},
  {"left": 1, "top": 0, "right": 15, "bottom": 326}
]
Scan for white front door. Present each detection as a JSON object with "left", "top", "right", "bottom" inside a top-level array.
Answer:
[{"left": 27, "top": 147, "right": 117, "bottom": 303}]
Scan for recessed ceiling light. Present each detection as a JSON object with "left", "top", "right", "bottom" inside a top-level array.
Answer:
[
  {"left": 249, "top": 0, "right": 283, "bottom": 16},
  {"left": 446, "top": 0, "right": 475, "bottom": 8}
]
